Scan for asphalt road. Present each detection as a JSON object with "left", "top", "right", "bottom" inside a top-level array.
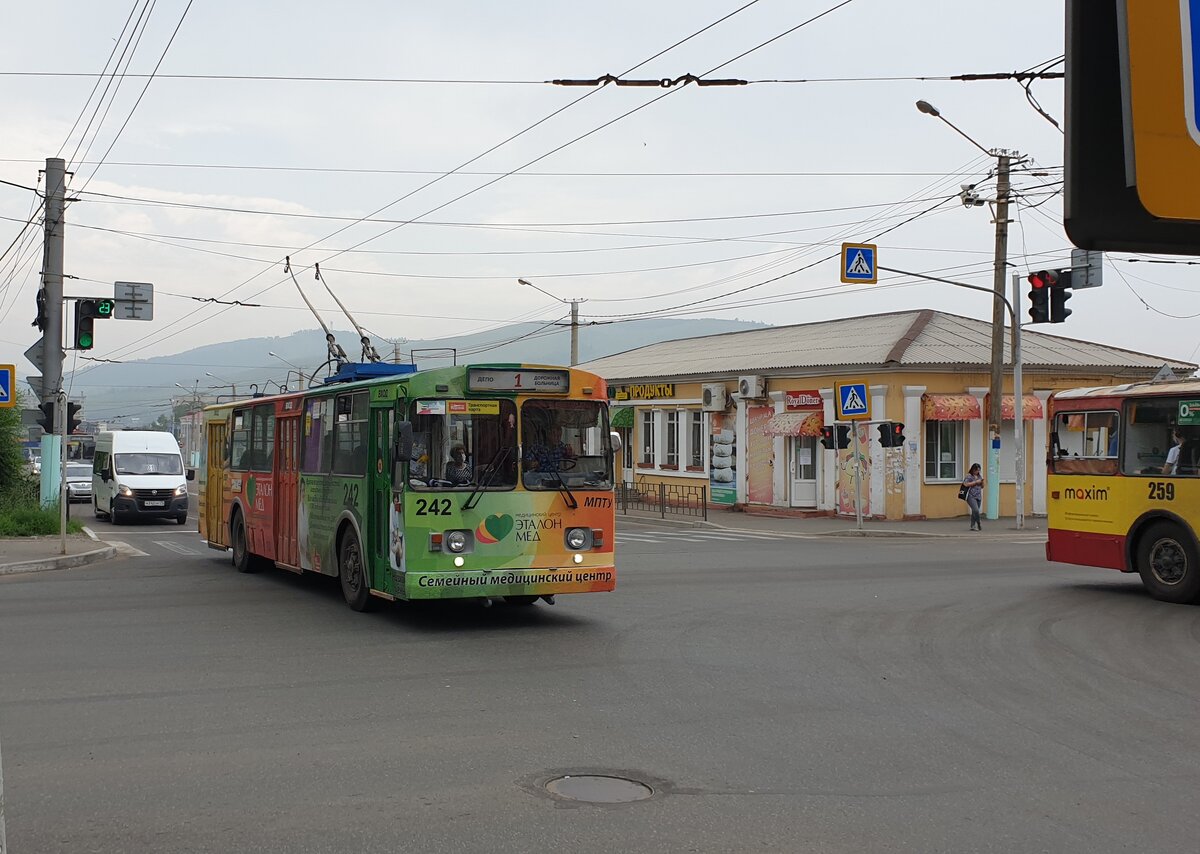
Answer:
[{"left": 1, "top": 519, "right": 1198, "bottom": 853}]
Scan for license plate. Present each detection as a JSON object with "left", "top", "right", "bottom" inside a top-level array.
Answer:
[{"left": 144, "top": 500, "right": 166, "bottom": 507}]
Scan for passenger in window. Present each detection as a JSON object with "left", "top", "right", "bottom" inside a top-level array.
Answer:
[{"left": 444, "top": 444, "right": 472, "bottom": 485}]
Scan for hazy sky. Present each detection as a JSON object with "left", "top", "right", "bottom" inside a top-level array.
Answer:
[{"left": 1, "top": 0, "right": 1196, "bottom": 394}]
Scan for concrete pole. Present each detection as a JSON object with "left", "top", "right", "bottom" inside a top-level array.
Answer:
[
  {"left": 1012, "top": 272, "right": 1025, "bottom": 531},
  {"left": 43, "top": 158, "right": 65, "bottom": 403},
  {"left": 39, "top": 158, "right": 67, "bottom": 508},
  {"left": 569, "top": 300, "right": 580, "bottom": 366},
  {"left": 985, "top": 153, "right": 1012, "bottom": 521}
]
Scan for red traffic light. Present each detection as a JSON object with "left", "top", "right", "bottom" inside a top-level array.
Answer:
[{"left": 1027, "top": 270, "right": 1058, "bottom": 289}]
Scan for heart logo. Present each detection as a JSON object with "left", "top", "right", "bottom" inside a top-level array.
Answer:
[{"left": 476, "top": 513, "right": 514, "bottom": 544}]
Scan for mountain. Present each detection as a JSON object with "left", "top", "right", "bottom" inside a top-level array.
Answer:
[{"left": 62, "top": 318, "right": 766, "bottom": 425}]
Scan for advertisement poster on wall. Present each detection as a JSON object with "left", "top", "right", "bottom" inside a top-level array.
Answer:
[{"left": 709, "top": 412, "right": 737, "bottom": 505}]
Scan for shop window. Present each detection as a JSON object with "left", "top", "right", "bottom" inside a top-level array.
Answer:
[
  {"left": 689, "top": 411, "right": 704, "bottom": 468},
  {"left": 664, "top": 411, "right": 679, "bottom": 467},
  {"left": 924, "top": 420, "right": 963, "bottom": 481},
  {"left": 640, "top": 410, "right": 655, "bottom": 465}
]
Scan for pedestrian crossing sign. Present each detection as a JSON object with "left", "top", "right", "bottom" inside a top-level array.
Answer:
[
  {"left": 835, "top": 379, "right": 870, "bottom": 421},
  {"left": 0, "top": 364, "right": 15, "bottom": 408},
  {"left": 840, "top": 242, "right": 877, "bottom": 284}
]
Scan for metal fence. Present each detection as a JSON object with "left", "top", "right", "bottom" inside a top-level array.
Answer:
[{"left": 617, "top": 477, "right": 708, "bottom": 520}]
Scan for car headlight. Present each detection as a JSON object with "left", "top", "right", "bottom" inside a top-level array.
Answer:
[
  {"left": 566, "top": 527, "right": 589, "bottom": 550},
  {"left": 174, "top": 485, "right": 188, "bottom": 496},
  {"left": 445, "top": 531, "right": 468, "bottom": 553},
  {"left": 118, "top": 485, "right": 133, "bottom": 497}
]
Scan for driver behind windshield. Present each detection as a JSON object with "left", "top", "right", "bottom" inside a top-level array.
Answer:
[
  {"left": 443, "top": 444, "right": 472, "bottom": 485},
  {"left": 524, "top": 422, "right": 575, "bottom": 473}
]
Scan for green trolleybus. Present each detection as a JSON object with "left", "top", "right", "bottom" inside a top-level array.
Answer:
[{"left": 199, "top": 363, "right": 618, "bottom": 610}]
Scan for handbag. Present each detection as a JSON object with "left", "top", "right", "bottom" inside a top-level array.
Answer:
[{"left": 958, "top": 484, "right": 969, "bottom": 500}]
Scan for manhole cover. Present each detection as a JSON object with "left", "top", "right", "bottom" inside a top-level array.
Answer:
[{"left": 545, "top": 774, "right": 654, "bottom": 803}]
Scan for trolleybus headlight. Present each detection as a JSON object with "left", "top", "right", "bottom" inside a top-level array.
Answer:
[
  {"left": 445, "top": 530, "right": 468, "bottom": 553},
  {"left": 566, "top": 527, "right": 589, "bottom": 550}
]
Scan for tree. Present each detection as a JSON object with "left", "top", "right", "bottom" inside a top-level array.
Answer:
[{"left": 0, "top": 390, "right": 30, "bottom": 499}]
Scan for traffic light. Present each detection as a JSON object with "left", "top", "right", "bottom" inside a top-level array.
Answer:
[
  {"left": 1049, "top": 269, "right": 1073, "bottom": 323},
  {"left": 1027, "top": 271, "right": 1052, "bottom": 323},
  {"left": 836, "top": 425, "right": 851, "bottom": 450},
  {"left": 37, "top": 400, "right": 55, "bottom": 433},
  {"left": 819, "top": 425, "right": 835, "bottom": 450},
  {"left": 878, "top": 421, "right": 906, "bottom": 448},
  {"left": 66, "top": 401, "right": 82, "bottom": 434},
  {"left": 74, "top": 298, "right": 115, "bottom": 350}
]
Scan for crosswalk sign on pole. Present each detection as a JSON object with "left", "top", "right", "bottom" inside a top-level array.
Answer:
[
  {"left": 840, "top": 242, "right": 877, "bottom": 284},
  {"left": 0, "top": 364, "right": 15, "bottom": 408},
  {"left": 835, "top": 379, "right": 871, "bottom": 421}
]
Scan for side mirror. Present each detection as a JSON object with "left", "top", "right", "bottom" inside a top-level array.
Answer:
[
  {"left": 609, "top": 430, "right": 623, "bottom": 454},
  {"left": 186, "top": 469, "right": 195, "bottom": 481}
]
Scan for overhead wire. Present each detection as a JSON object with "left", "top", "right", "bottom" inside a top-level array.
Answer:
[{"left": 73, "top": 0, "right": 858, "bottom": 371}]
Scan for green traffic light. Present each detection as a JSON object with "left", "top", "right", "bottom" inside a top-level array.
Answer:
[{"left": 78, "top": 332, "right": 93, "bottom": 349}]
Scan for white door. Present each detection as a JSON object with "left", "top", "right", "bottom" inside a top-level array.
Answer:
[
  {"left": 620, "top": 427, "right": 633, "bottom": 484},
  {"left": 789, "top": 436, "right": 818, "bottom": 508}
]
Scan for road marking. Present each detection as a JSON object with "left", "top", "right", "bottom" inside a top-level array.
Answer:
[
  {"left": 86, "top": 529, "right": 198, "bottom": 536},
  {"left": 153, "top": 540, "right": 200, "bottom": 556},
  {"left": 106, "top": 541, "right": 149, "bottom": 557}
]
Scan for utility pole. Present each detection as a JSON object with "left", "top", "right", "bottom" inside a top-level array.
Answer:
[
  {"left": 39, "top": 157, "right": 67, "bottom": 511},
  {"left": 569, "top": 299, "right": 583, "bottom": 366},
  {"left": 985, "top": 153, "right": 1012, "bottom": 521}
]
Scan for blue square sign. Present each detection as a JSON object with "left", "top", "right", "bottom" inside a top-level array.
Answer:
[
  {"left": 835, "top": 379, "right": 870, "bottom": 421},
  {"left": 0, "top": 363, "right": 15, "bottom": 408},
  {"left": 840, "top": 242, "right": 877, "bottom": 284}
]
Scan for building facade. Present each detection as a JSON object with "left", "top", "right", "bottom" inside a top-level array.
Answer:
[{"left": 586, "top": 311, "right": 1195, "bottom": 520}]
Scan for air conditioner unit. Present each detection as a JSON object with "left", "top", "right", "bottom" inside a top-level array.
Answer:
[
  {"left": 738, "top": 375, "right": 766, "bottom": 399},
  {"left": 701, "top": 383, "right": 728, "bottom": 412}
]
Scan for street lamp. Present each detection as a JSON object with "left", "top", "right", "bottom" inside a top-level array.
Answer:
[
  {"left": 205, "top": 371, "right": 237, "bottom": 398},
  {"left": 518, "top": 278, "right": 585, "bottom": 366},
  {"left": 915, "top": 99, "right": 1018, "bottom": 522},
  {"left": 268, "top": 351, "right": 307, "bottom": 387}
]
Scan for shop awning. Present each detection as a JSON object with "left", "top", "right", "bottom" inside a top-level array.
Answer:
[
  {"left": 989, "top": 394, "right": 1044, "bottom": 420},
  {"left": 763, "top": 411, "right": 824, "bottom": 437},
  {"left": 922, "top": 394, "right": 981, "bottom": 421},
  {"left": 610, "top": 406, "right": 633, "bottom": 429}
]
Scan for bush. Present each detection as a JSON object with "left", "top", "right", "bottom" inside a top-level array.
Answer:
[{"left": 0, "top": 487, "right": 84, "bottom": 537}]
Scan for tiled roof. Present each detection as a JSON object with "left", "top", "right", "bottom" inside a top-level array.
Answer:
[{"left": 580, "top": 310, "right": 1196, "bottom": 381}]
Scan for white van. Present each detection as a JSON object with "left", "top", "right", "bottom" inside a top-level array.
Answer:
[{"left": 92, "top": 431, "right": 191, "bottom": 525}]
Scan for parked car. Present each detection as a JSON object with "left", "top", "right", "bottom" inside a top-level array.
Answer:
[{"left": 65, "top": 462, "right": 94, "bottom": 502}]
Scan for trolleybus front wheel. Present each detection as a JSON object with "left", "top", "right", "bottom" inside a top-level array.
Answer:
[
  {"left": 338, "top": 527, "right": 374, "bottom": 612},
  {"left": 1136, "top": 521, "right": 1200, "bottom": 604}
]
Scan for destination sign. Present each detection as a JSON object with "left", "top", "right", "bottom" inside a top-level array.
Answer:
[{"left": 467, "top": 368, "right": 569, "bottom": 394}]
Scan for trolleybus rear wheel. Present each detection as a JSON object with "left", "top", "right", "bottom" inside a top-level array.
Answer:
[
  {"left": 1136, "top": 521, "right": 1200, "bottom": 604},
  {"left": 231, "top": 510, "right": 256, "bottom": 573}
]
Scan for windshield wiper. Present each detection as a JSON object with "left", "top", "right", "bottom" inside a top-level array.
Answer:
[
  {"left": 462, "top": 446, "right": 511, "bottom": 511},
  {"left": 548, "top": 467, "right": 578, "bottom": 509}
]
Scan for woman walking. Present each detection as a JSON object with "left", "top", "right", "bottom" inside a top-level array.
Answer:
[{"left": 963, "top": 463, "right": 984, "bottom": 531}]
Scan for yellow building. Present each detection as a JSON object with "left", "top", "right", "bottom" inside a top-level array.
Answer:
[{"left": 584, "top": 310, "right": 1195, "bottom": 520}]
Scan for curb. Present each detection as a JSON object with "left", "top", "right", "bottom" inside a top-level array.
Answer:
[
  {"left": 617, "top": 514, "right": 1039, "bottom": 540},
  {"left": 0, "top": 544, "right": 118, "bottom": 576}
]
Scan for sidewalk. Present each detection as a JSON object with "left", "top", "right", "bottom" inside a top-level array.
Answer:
[
  {"left": 619, "top": 507, "right": 1047, "bottom": 540},
  {"left": 0, "top": 529, "right": 117, "bottom": 575}
]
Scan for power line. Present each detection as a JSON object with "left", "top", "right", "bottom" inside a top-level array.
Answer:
[{"left": 69, "top": 0, "right": 857, "bottom": 370}]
